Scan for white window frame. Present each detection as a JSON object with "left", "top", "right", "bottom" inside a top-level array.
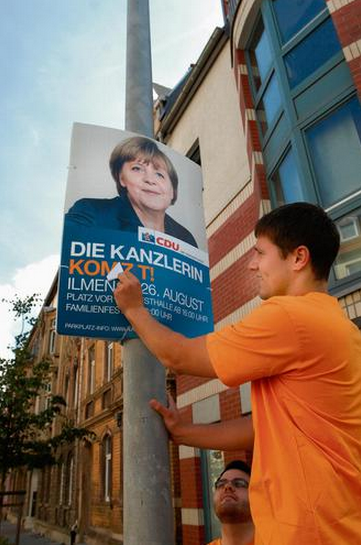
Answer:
[
  {"left": 48, "top": 318, "right": 56, "bottom": 354},
  {"left": 88, "top": 347, "right": 95, "bottom": 394},
  {"left": 338, "top": 216, "right": 360, "bottom": 242},
  {"left": 73, "top": 366, "right": 78, "bottom": 408},
  {"left": 105, "top": 342, "right": 114, "bottom": 383},
  {"left": 104, "top": 436, "right": 112, "bottom": 502}
]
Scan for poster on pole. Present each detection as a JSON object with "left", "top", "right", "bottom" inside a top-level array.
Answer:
[{"left": 57, "top": 123, "right": 213, "bottom": 341}]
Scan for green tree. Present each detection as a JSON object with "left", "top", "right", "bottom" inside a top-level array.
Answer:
[{"left": 0, "top": 294, "right": 92, "bottom": 488}]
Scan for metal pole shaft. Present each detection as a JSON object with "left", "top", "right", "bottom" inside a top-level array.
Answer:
[
  {"left": 123, "top": 341, "right": 174, "bottom": 545},
  {"left": 124, "top": 1, "right": 174, "bottom": 544},
  {"left": 125, "top": 0, "right": 154, "bottom": 137}
]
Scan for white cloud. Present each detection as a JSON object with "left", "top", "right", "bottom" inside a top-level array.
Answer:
[{"left": 0, "top": 254, "right": 59, "bottom": 359}]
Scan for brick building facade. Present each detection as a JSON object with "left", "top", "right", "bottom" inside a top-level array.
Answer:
[{"left": 14, "top": 274, "right": 181, "bottom": 545}]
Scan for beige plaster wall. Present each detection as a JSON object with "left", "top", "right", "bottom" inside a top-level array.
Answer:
[{"left": 165, "top": 41, "right": 250, "bottom": 227}]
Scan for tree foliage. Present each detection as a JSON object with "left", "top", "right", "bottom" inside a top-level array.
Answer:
[{"left": 0, "top": 294, "right": 93, "bottom": 483}]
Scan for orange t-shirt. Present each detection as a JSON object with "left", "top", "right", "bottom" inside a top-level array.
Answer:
[
  {"left": 207, "top": 293, "right": 361, "bottom": 545},
  {"left": 208, "top": 537, "right": 253, "bottom": 545}
]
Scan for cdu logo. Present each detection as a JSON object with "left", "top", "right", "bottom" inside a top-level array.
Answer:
[{"left": 141, "top": 231, "right": 155, "bottom": 244}]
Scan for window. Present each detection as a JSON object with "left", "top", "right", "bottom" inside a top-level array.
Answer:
[
  {"left": 104, "top": 342, "right": 114, "bottom": 383},
  {"left": 272, "top": 0, "right": 326, "bottom": 44},
  {"left": 31, "top": 334, "right": 40, "bottom": 357},
  {"left": 48, "top": 318, "right": 56, "bottom": 354},
  {"left": 44, "top": 467, "right": 51, "bottom": 503},
  {"left": 338, "top": 216, "right": 360, "bottom": 242},
  {"left": 44, "top": 381, "right": 52, "bottom": 409},
  {"left": 103, "top": 436, "right": 112, "bottom": 502},
  {"left": 201, "top": 449, "right": 224, "bottom": 542},
  {"left": 85, "top": 401, "right": 94, "bottom": 419},
  {"left": 30, "top": 490, "right": 37, "bottom": 518},
  {"left": 246, "top": 1, "right": 361, "bottom": 292},
  {"left": 88, "top": 346, "right": 95, "bottom": 394},
  {"left": 270, "top": 148, "right": 304, "bottom": 206},
  {"left": 187, "top": 139, "right": 202, "bottom": 166},
  {"left": 66, "top": 454, "right": 74, "bottom": 506},
  {"left": 249, "top": 20, "right": 282, "bottom": 139},
  {"left": 102, "top": 389, "right": 112, "bottom": 409},
  {"left": 249, "top": 19, "right": 273, "bottom": 91},
  {"left": 305, "top": 97, "right": 361, "bottom": 209},
  {"left": 284, "top": 18, "right": 341, "bottom": 89},
  {"left": 256, "top": 74, "right": 282, "bottom": 135},
  {"left": 334, "top": 210, "right": 361, "bottom": 280}
]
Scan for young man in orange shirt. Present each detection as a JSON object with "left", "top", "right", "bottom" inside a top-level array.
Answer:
[{"left": 114, "top": 202, "right": 361, "bottom": 545}]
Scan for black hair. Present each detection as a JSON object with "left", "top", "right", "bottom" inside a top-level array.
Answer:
[
  {"left": 218, "top": 459, "right": 251, "bottom": 479},
  {"left": 255, "top": 202, "right": 340, "bottom": 280}
]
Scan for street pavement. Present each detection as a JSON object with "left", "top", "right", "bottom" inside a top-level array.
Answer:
[{"left": 0, "top": 521, "right": 65, "bottom": 545}]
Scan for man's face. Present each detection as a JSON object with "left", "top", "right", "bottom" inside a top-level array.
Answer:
[
  {"left": 120, "top": 157, "right": 174, "bottom": 213},
  {"left": 248, "top": 235, "right": 294, "bottom": 300},
  {"left": 213, "top": 468, "right": 251, "bottom": 524}
]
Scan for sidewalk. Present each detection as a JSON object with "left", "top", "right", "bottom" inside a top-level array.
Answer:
[{"left": 0, "top": 521, "right": 65, "bottom": 545}]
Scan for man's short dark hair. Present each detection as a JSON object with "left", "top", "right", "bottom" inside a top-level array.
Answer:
[
  {"left": 218, "top": 460, "right": 251, "bottom": 479},
  {"left": 255, "top": 202, "right": 340, "bottom": 281}
]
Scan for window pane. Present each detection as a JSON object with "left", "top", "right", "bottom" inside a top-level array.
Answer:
[
  {"left": 306, "top": 97, "right": 361, "bottom": 208},
  {"left": 256, "top": 74, "right": 282, "bottom": 135},
  {"left": 285, "top": 18, "right": 341, "bottom": 88},
  {"left": 334, "top": 211, "right": 361, "bottom": 280},
  {"left": 273, "top": 0, "right": 326, "bottom": 43},
  {"left": 249, "top": 20, "right": 273, "bottom": 92},
  {"left": 201, "top": 449, "right": 224, "bottom": 541},
  {"left": 271, "top": 149, "right": 304, "bottom": 206}
]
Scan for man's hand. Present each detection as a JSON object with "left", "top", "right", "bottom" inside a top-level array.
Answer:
[
  {"left": 113, "top": 271, "right": 215, "bottom": 378},
  {"left": 150, "top": 394, "right": 185, "bottom": 443},
  {"left": 150, "top": 394, "right": 254, "bottom": 451},
  {"left": 113, "top": 271, "right": 144, "bottom": 317}
]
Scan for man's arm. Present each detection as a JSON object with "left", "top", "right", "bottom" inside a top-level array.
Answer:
[
  {"left": 150, "top": 395, "right": 254, "bottom": 451},
  {"left": 113, "top": 271, "right": 216, "bottom": 377}
]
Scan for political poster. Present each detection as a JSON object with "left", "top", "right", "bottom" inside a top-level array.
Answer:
[{"left": 57, "top": 123, "right": 213, "bottom": 340}]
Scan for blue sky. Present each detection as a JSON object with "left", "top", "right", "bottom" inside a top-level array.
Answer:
[{"left": 0, "top": 0, "right": 223, "bottom": 355}]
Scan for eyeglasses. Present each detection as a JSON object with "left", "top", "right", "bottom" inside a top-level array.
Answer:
[{"left": 214, "top": 478, "right": 249, "bottom": 490}]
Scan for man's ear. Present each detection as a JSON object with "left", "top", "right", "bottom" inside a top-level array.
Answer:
[{"left": 292, "top": 245, "right": 310, "bottom": 271}]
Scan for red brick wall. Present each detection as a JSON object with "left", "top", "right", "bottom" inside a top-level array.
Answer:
[
  {"left": 208, "top": 194, "right": 259, "bottom": 267},
  {"left": 328, "top": 0, "right": 361, "bottom": 99},
  {"left": 180, "top": 457, "right": 203, "bottom": 508},
  {"left": 220, "top": 389, "right": 250, "bottom": 463},
  {"left": 212, "top": 250, "right": 259, "bottom": 323},
  {"left": 182, "top": 525, "right": 206, "bottom": 545},
  {"left": 177, "top": 375, "right": 211, "bottom": 396}
]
